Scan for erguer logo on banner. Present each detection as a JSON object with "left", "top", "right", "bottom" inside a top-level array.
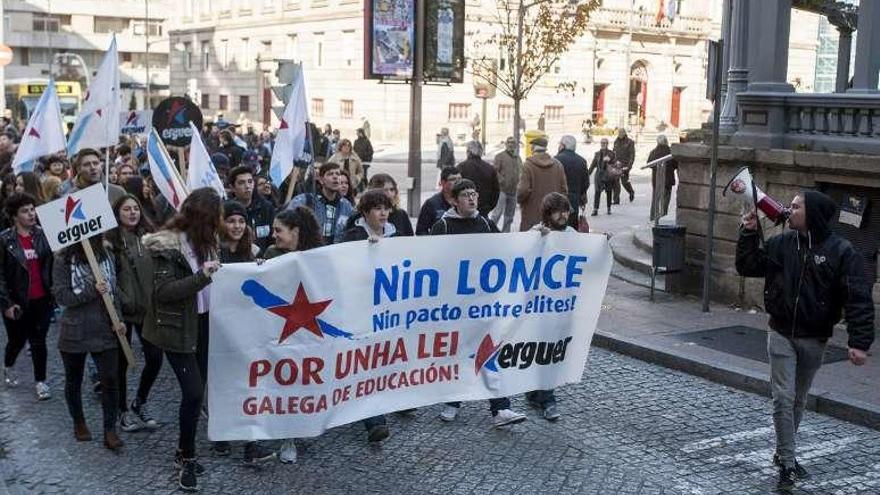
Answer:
[{"left": 35, "top": 184, "right": 118, "bottom": 252}]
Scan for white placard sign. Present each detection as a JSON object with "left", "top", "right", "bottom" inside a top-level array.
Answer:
[{"left": 35, "top": 184, "right": 118, "bottom": 252}]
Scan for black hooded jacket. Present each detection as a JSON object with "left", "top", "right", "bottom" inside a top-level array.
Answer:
[{"left": 736, "top": 191, "right": 875, "bottom": 350}]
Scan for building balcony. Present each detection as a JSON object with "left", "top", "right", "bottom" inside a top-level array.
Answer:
[
  {"left": 590, "top": 7, "right": 711, "bottom": 38},
  {"left": 734, "top": 92, "right": 880, "bottom": 155}
]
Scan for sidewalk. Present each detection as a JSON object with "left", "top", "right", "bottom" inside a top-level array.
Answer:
[{"left": 593, "top": 276, "right": 880, "bottom": 430}]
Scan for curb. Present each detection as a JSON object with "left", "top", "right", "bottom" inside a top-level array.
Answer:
[{"left": 591, "top": 330, "right": 880, "bottom": 432}]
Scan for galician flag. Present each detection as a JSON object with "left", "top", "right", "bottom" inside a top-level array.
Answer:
[
  {"left": 269, "top": 65, "right": 309, "bottom": 185},
  {"left": 187, "top": 122, "right": 226, "bottom": 198},
  {"left": 11, "top": 80, "right": 67, "bottom": 174},
  {"left": 147, "top": 127, "right": 189, "bottom": 211},
  {"left": 67, "top": 35, "right": 121, "bottom": 153}
]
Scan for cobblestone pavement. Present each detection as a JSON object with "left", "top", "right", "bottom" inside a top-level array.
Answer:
[{"left": 2, "top": 331, "right": 880, "bottom": 494}]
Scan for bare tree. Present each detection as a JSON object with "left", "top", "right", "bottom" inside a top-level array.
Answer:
[{"left": 470, "top": 0, "right": 600, "bottom": 152}]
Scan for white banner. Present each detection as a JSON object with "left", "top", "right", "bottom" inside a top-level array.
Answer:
[
  {"left": 208, "top": 232, "right": 612, "bottom": 440},
  {"left": 35, "top": 184, "right": 118, "bottom": 252}
]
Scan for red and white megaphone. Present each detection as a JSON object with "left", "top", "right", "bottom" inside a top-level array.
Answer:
[{"left": 722, "top": 167, "right": 789, "bottom": 224}]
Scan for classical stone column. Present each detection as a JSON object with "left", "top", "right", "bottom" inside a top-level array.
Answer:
[
  {"left": 836, "top": 28, "right": 853, "bottom": 93},
  {"left": 849, "top": 0, "right": 880, "bottom": 93},
  {"left": 719, "top": 0, "right": 733, "bottom": 102},
  {"left": 746, "top": 0, "right": 793, "bottom": 93},
  {"left": 719, "top": 0, "right": 749, "bottom": 133}
]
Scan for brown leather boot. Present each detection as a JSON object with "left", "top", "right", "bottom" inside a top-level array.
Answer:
[
  {"left": 74, "top": 421, "right": 92, "bottom": 441},
  {"left": 104, "top": 431, "right": 124, "bottom": 451}
]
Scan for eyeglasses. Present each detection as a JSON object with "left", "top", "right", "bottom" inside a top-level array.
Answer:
[{"left": 458, "top": 191, "right": 478, "bottom": 199}]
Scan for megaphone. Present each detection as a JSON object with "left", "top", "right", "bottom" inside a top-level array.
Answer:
[{"left": 722, "top": 167, "right": 789, "bottom": 224}]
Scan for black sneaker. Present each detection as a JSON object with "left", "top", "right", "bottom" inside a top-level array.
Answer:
[
  {"left": 174, "top": 451, "right": 205, "bottom": 477},
  {"left": 772, "top": 453, "right": 808, "bottom": 479},
  {"left": 243, "top": 442, "right": 276, "bottom": 465},
  {"left": 178, "top": 459, "right": 200, "bottom": 492},
  {"left": 367, "top": 424, "right": 390, "bottom": 443},
  {"left": 213, "top": 441, "right": 231, "bottom": 457},
  {"left": 777, "top": 467, "right": 797, "bottom": 492}
]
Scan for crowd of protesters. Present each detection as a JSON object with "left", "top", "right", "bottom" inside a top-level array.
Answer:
[{"left": 0, "top": 116, "right": 662, "bottom": 492}]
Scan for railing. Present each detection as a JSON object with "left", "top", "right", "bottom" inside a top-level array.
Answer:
[
  {"left": 787, "top": 95, "right": 880, "bottom": 138},
  {"left": 738, "top": 92, "right": 880, "bottom": 154},
  {"left": 590, "top": 7, "right": 711, "bottom": 37}
]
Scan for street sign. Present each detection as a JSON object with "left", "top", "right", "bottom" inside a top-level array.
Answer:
[{"left": 0, "top": 45, "right": 13, "bottom": 67}]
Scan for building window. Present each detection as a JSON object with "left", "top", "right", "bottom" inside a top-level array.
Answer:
[
  {"left": 340, "top": 99, "right": 354, "bottom": 119},
  {"left": 240, "top": 95, "right": 250, "bottom": 112},
  {"left": 219, "top": 94, "right": 229, "bottom": 110},
  {"left": 261, "top": 40, "right": 273, "bottom": 57},
  {"left": 12, "top": 47, "right": 28, "bottom": 66},
  {"left": 33, "top": 15, "right": 62, "bottom": 32},
  {"left": 263, "top": 0, "right": 276, "bottom": 12},
  {"left": 544, "top": 105, "right": 563, "bottom": 121},
  {"left": 240, "top": 38, "right": 251, "bottom": 70},
  {"left": 314, "top": 33, "right": 324, "bottom": 68},
  {"left": 311, "top": 98, "right": 324, "bottom": 117},
  {"left": 448, "top": 103, "right": 471, "bottom": 121},
  {"left": 284, "top": 0, "right": 300, "bottom": 9},
  {"left": 342, "top": 30, "right": 355, "bottom": 67},
  {"left": 201, "top": 41, "right": 210, "bottom": 70},
  {"left": 287, "top": 34, "right": 298, "bottom": 60},
  {"left": 183, "top": 42, "right": 192, "bottom": 70},
  {"left": 93, "top": 17, "right": 129, "bottom": 34},
  {"left": 133, "top": 21, "right": 162, "bottom": 37},
  {"left": 497, "top": 104, "right": 513, "bottom": 121},
  {"left": 220, "top": 39, "right": 229, "bottom": 70},
  {"left": 201, "top": 93, "right": 210, "bottom": 109}
]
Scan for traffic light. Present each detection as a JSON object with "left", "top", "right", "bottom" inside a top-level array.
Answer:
[{"left": 271, "top": 60, "right": 299, "bottom": 119}]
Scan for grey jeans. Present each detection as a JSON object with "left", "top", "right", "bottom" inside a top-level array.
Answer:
[
  {"left": 490, "top": 191, "right": 517, "bottom": 233},
  {"left": 767, "top": 331, "right": 827, "bottom": 467}
]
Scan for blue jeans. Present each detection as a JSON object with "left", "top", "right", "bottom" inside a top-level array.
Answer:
[
  {"left": 526, "top": 390, "right": 557, "bottom": 408},
  {"left": 446, "top": 398, "right": 511, "bottom": 416}
]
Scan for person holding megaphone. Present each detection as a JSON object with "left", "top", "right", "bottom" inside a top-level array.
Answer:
[{"left": 735, "top": 190, "right": 874, "bottom": 492}]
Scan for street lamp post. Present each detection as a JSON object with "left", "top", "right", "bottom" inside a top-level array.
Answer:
[{"left": 145, "top": 0, "right": 152, "bottom": 109}]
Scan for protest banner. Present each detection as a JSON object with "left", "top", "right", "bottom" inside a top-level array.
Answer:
[
  {"left": 35, "top": 184, "right": 136, "bottom": 368},
  {"left": 208, "top": 231, "right": 611, "bottom": 440}
]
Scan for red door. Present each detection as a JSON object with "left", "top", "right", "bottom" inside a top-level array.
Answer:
[
  {"left": 592, "top": 84, "right": 606, "bottom": 122},
  {"left": 670, "top": 87, "right": 682, "bottom": 128}
]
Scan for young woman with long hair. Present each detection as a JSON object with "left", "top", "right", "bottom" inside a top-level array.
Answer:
[
  {"left": 15, "top": 172, "right": 46, "bottom": 205},
  {"left": 52, "top": 235, "right": 127, "bottom": 450},
  {"left": 105, "top": 194, "right": 164, "bottom": 433},
  {"left": 142, "top": 188, "right": 222, "bottom": 492}
]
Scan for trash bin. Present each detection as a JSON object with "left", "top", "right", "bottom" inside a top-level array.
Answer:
[
  {"left": 652, "top": 225, "right": 686, "bottom": 272},
  {"left": 523, "top": 130, "right": 548, "bottom": 159}
]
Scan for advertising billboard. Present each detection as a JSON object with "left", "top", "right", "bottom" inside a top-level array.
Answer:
[{"left": 364, "top": 0, "right": 415, "bottom": 79}]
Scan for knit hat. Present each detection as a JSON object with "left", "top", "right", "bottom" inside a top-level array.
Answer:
[
  {"left": 223, "top": 200, "right": 247, "bottom": 220},
  {"left": 211, "top": 152, "right": 231, "bottom": 170}
]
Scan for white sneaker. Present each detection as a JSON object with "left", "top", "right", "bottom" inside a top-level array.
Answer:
[
  {"left": 279, "top": 439, "right": 297, "bottom": 464},
  {"left": 492, "top": 409, "right": 527, "bottom": 428},
  {"left": 439, "top": 405, "right": 459, "bottom": 422},
  {"left": 3, "top": 367, "right": 18, "bottom": 387},
  {"left": 35, "top": 381, "right": 50, "bottom": 400},
  {"left": 120, "top": 411, "right": 144, "bottom": 432}
]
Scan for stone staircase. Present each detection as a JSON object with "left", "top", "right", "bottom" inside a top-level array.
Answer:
[{"left": 608, "top": 225, "right": 666, "bottom": 292}]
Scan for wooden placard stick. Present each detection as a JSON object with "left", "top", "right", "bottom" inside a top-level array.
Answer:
[{"left": 81, "top": 240, "right": 137, "bottom": 369}]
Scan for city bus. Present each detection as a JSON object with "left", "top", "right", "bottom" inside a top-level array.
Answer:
[{"left": 4, "top": 79, "right": 83, "bottom": 130}]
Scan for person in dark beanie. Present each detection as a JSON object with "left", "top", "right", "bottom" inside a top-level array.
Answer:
[
  {"left": 228, "top": 165, "right": 276, "bottom": 253},
  {"left": 736, "top": 191, "right": 874, "bottom": 492},
  {"left": 457, "top": 141, "right": 499, "bottom": 217}
]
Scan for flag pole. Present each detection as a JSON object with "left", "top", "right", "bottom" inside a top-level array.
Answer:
[{"left": 104, "top": 148, "right": 110, "bottom": 193}]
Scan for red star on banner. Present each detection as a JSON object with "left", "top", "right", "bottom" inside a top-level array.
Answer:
[
  {"left": 269, "top": 283, "right": 332, "bottom": 344},
  {"left": 279, "top": 118, "right": 289, "bottom": 130},
  {"left": 96, "top": 109, "right": 103, "bottom": 117},
  {"left": 28, "top": 127, "right": 41, "bottom": 138}
]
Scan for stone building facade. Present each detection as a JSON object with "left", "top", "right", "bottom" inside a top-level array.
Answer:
[{"left": 167, "top": 0, "right": 822, "bottom": 143}]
